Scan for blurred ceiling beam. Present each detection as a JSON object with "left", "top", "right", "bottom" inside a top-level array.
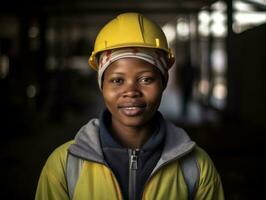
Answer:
[{"left": 0, "top": 0, "right": 216, "bottom": 15}]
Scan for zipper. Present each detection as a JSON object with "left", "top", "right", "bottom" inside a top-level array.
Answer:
[{"left": 128, "top": 149, "right": 139, "bottom": 200}]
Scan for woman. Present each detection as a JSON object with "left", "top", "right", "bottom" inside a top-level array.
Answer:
[{"left": 35, "top": 12, "right": 224, "bottom": 200}]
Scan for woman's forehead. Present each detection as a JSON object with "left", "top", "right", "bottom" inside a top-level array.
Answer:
[{"left": 105, "top": 57, "right": 158, "bottom": 74}]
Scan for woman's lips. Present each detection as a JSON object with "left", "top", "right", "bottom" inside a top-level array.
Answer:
[{"left": 118, "top": 103, "right": 146, "bottom": 116}]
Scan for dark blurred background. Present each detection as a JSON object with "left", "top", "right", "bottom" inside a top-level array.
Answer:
[{"left": 1, "top": 0, "right": 266, "bottom": 199}]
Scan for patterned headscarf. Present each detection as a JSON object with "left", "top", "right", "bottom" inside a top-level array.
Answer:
[{"left": 97, "top": 47, "right": 170, "bottom": 88}]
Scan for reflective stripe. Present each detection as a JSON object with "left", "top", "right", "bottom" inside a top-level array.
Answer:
[
  {"left": 66, "top": 153, "right": 83, "bottom": 200},
  {"left": 180, "top": 152, "right": 199, "bottom": 200}
]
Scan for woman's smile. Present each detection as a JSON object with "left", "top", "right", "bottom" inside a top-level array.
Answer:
[{"left": 118, "top": 103, "right": 146, "bottom": 117}]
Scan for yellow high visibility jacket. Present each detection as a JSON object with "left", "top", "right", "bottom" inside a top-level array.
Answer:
[{"left": 35, "top": 119, "right": 224, "bottom": 200}]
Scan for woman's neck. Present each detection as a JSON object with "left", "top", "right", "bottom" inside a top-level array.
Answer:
[{"left": 110, "top": 121, "right": 154, "bottom": 149}]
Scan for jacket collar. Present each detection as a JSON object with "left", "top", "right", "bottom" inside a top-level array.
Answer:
[
  {"left": 152, "top": 121, "right": 196, "bottom": 174},
  {"left": 68, "top": 119, "right": 105, "bottom": 164},
  {"left": 68, "top": 116, "right": 196, "bottom": 166}
]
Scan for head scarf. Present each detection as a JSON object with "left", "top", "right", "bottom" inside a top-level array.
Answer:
[{"left": 97, "top": 47, "right": 170, "bottom": 88}]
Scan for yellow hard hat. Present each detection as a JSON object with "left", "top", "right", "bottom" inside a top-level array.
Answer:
[{"left": 88, "top": 12, "right": 175, "bottom": 70}]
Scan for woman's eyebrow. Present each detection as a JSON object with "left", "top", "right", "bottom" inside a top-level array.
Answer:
[
  {"left": 107, "top": 72, "right": 125, "bottom": 75},
  {"left": 136, "top": 70, "right": 157, "bottom": 75},
  {"left": 107, "top": 69, "right": 156, "bottom": 76}
]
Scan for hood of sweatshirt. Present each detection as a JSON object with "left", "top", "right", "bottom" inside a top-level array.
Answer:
[{"left": 68, "top": 116, "right": 196, "bottom": 173}]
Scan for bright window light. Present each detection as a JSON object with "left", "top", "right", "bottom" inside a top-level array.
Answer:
[
  {"left": 211, "top": 0, "right": 227, "bottom": 12},
  {"left": 234, "top": 0, "right": 255, "bottom": 11},
  {"left": 199, "top": 11, "right": 211, "bottom": 24},
  {"left": 199, "top": 79, "right": 210, "bottom": 95},
  {"left": 213, "top": 83, "right": 227, "bottom": 100},
  {"left": 211, "top": 48, "right": 226, "bottom": 73},
  {"left": 234, "top": 12, "right": 266, "bottom": 25},
  {"left": 176, "top": 20, "right": 190, "bottom": 39},
  {"left": 248, "top": 0, "right": 266, "bottom": 6},
  {"left": 162, "top": 24, "right": 176, "bottom": 43},
  {"left": 211, "top": 12, "right": 226, "bottom": 23},
  {"left": 211, "top": 22, "right": 227, "bottom": 37},
  {"left": 199, "top": 23, "right": 210, "bottom": 36}
]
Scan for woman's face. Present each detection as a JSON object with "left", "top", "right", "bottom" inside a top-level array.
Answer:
[{"left": 102, "top": 57, "right": 164, "bottom": 128}]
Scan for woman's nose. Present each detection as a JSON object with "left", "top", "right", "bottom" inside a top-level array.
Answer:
[{"left": 122, "top": 82, "right": 141, "bottom": 98}]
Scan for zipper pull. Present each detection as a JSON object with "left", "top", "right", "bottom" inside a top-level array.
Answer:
[{"left": 130, "top": 149, "right": 139, "bottom": 170}]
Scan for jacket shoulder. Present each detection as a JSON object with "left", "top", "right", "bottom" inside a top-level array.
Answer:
[
  {"left": 46, "top": 140, "right": 74, "bottom": 166},
  {"left": 42, "top": 141, "right": 74, "bottom": 182},
  {"left": 35, "top": 141, "right": 75, "bottom": 200},
  {"left": 193, "top": 146, "right": 224, "bottom": 199},
  {"left": 193, "top": 146, "right": 218, "bottom": 176}
]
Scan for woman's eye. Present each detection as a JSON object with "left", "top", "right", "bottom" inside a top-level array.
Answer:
[
  {"left": 110, "top": 78, "right": 123, "bottom": 85},
  {"left": 139, "top": 77, "right": 154, "bottom": 84}
]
